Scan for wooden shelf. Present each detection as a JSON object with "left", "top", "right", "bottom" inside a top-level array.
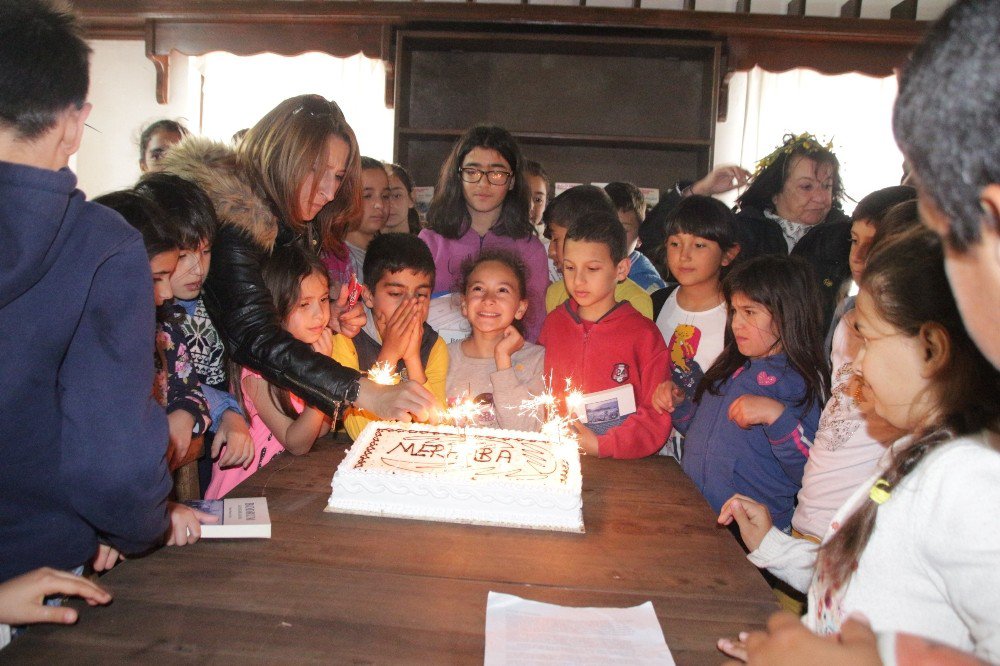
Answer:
[
  {"left": 397, "top": 128, "right": 713, "bottom": 151},
  {"left": 394, "top": 29, "right": 719, "bottom": 189}
]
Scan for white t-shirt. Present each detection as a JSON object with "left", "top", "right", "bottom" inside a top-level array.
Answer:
[
  {"left": 654, "top": 289, "right": 727, "bottom": 457},
  {"left": 792, "top": 314, "right": 887, "bottom": 539}
]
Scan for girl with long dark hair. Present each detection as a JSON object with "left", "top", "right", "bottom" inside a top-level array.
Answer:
[{"left": 418, "top": 125, "right": 549, "bottom": 341}]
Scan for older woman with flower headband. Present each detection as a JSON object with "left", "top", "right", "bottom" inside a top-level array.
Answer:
[
  {"left": 734, "top": 133, "right": 852, "bottom": 330},
  {"left": 160, "top": 94, "right": 436, "bottom": 427}
]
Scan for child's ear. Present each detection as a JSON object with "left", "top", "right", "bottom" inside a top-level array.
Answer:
[
  {"left": 616, "top": 256, "right": 631, "bottom": 283},
  {"left": 918, "top": 322, "right": 951, "bottom": 377},
  {"left": 60, "top": 102, "right": 91, "bottom": 161},
  {"left": 722, "top": 244, "right": 741, "bottom": 267},
  {"left": 361, "top": 286, "right": 375, "bottom": 309},
  {"left": 459, "top": 294, "right": 469, "bottom": 318},
  {"left": 514, "top": 299, "right": 528, "bottom": 321}
]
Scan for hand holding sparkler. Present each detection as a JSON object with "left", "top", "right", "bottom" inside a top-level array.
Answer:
[{"left": 357, "top": 361, "right": 437, "bottom": 424}]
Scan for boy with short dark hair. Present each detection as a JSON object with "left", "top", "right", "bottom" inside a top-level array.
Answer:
[
  {"left": 539, "top": 211, "right": 672, "bottom": 459},
  {"left": 332, "top": 233, "right": 448, "bottom": 439},
  {"left": 543, "top": 185, "right": 654, "bottom": 318},
  {"left": 604, "top": 181, "right": 667, "bottom": 292},
  {"left": 0, "top": 0, "right": 170, "bottom": 585}
]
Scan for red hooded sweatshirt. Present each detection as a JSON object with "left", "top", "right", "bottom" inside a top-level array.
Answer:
[{"left": 540, "top": 299, "right": 672, "bottom": 458}]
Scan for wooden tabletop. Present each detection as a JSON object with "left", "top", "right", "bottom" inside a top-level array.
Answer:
[{"left": 6, "top": 436, "right": 777, "bottom": 664}]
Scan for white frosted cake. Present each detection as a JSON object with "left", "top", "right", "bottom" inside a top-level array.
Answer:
[{"left": 325, "top": 422, "right": 584, "bottom": 532}]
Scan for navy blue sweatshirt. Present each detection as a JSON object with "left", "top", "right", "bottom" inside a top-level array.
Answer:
[{"left": 0, "top": 160, "right": 171, "bottom": 581}]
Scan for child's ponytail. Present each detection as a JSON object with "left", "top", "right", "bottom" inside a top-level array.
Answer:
[{"left": 819, "top": 226, "right": 1000, "bottom": 588}]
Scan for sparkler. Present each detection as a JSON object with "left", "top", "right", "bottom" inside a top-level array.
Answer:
[
  {"left": 519, "top": 375, "right": 583, "bottom": 454},
  {"left": 367, "top": 360, "right": 401, "bottom": 386}
]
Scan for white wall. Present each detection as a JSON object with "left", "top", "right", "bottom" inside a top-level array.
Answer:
[{"left": 76, "top": 41, "right": 196, "bottom": 198}]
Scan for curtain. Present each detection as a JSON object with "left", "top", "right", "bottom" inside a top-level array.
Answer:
[
  {"left": 714, "top": 66, "right": 904, "bottom": 213},
  {"left": 193, "top": 51, "right": 394, "bottom": 161}
]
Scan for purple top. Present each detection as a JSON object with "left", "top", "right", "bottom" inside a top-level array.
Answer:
[{"left": 418, "top": 227, "right": 550, "bottom": 342}]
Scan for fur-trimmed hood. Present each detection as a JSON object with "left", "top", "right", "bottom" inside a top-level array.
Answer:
[{"left": 158, "top": 136, "right": 279, "bottom": 249}]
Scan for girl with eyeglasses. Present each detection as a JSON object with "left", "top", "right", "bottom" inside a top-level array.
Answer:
[
  {"left": 159, "top": 94, "right": 436, "bottom": 427},
  {"left": 418, "top": 125, "right": 549, "bottom": 342}
]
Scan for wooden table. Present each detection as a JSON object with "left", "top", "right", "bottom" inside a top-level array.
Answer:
[{"left": 7, "top": 436, "right": 777, "bottom": 664}]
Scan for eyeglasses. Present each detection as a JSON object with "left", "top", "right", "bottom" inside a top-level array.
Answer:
[{"left": 459, "top": 166, "right": 513, "bottom": 186}]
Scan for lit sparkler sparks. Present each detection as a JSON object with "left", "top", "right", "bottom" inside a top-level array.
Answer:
[
  {"left": 519, "top": 375, "right": 583, "bottom": 451},
  {"left": 367, "top": 361, "right": 401, "bottom": 386}
]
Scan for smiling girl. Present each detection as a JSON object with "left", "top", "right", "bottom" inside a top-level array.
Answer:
[
  {"left": 447, "top": 250, "right": 545, "bottom": 431},
  {"left": 661, "top": 254, "right": 829, "bottom": 530},
  {"left": 418, "top": 125, "right": 549, "bottom": 342}
]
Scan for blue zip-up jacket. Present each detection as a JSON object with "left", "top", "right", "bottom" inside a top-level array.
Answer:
[
  {"left": 0, "top": 161, "right": 171, "bottom": 581},
  {"left": 674, "top": 353, "right": 820, "bottom": 530}
]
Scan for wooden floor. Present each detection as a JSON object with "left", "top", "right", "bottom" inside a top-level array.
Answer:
[{"left": 6, "top": 435, "right": 777, "bottom": 664}]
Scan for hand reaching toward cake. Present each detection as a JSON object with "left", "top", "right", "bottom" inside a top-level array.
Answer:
[{"left": 356, "top": 378, "right": 437, "bottom": 424}]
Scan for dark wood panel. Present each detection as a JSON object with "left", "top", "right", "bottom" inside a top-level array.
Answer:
[
  {"left": 404, "top": 47, "right": 714, "bottom": 139},
  {"left": 149, "top": 19, "right": 384, "bottom": 59},
  {"left": 77, "top": 1, "right": 927, "bottom": 78},
  {"left": 400, "top": 136, "right": 705, "bottom": 192}
]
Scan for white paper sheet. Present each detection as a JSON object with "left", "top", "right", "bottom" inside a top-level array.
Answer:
[{"left": 484, "top": 591, "right": 675, "bottom": 666}]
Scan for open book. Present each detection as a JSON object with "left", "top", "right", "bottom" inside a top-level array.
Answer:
[{"left": 184, "top": 497, "right": 271, "bottom": 539}]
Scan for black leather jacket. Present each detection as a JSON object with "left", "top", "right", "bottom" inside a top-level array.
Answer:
[
  {"left": 161, "top": 137, "right": 361, "bottom": 416},
  {"left": 204, "top": 222, "right": 361, "bottom": 417}
]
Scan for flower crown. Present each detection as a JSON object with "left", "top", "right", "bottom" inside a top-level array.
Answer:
[{"left": 752, "top": 132, "right": 835, "bottom": 179}]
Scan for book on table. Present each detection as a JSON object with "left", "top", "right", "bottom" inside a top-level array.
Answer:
[{"left": 183, "top": 497, "right": 271, "bottom": 538}]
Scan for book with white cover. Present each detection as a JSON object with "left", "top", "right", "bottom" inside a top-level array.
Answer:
[
  {"left": 184, "top": 497, "right": 271, "bottom": 538},
  {"left": 571, "top": 384, "right": 636, "bottom": 435}
]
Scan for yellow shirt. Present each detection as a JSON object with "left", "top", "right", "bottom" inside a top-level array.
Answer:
[
  {"left": 544, "top": 278, "right": 653, "bottom": 319},
  {"left": 330, "top": 332, "right": 449, "bottom": 440}
]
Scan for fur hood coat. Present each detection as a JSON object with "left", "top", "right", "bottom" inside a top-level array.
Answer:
[
  {"left": 157, "top": 137, "right": 361, "bottom": 416},
  {"left": 159, "top": 136, "right": 280, "bottom": 250}
]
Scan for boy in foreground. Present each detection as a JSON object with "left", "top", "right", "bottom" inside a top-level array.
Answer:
[{"left": 539, "top": 211, "right": 671, "bottom": 458}]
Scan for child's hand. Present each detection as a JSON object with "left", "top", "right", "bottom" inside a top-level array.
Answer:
[
  {"left": 92, "top": 543, "right": 124, "bottom": 573},
  {"left": 165, "top": 501, "right": 219, "bottom": 546},
  {"left": 728, "top": 395, "right": 784, "bottom": 428},
  {"left": 718, "top": 494, "right": 773, "bottom": 552},
  {"left": 312, "top": 328, "right": 334, "bottom": 357},
  {"left": 572, "top": 423, "right": 600, "bottom": 456},
  {"left": 652, "top": 380, "right": 686, "bottom": 414},
  {"left": 402, "top": 297, "right": 428, "bottom": 364},
  {"left": 717, "top": 632, "right": 749, "bottom": 663},
  {"left": 0, "top": 567, "right": 112, "bottom": 626},
  {"left": 494, "top": 325, "right": 524, "bottom": 370},
  {"left": 212, "top": 410, "right": 255, "bottom": 470},
  {"left": 721, "top": 612, "right": 884, "bottom": 666},
  {"left": 377, "top": 297, "right": 417, "bottom": 364},
  {"left": 329, "top": 282, "right": 367, "bottom": 339}
]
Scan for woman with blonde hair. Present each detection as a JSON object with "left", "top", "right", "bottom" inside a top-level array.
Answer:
[{"left": 161, "top": 94, "right": 434, "bottom": 425}]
